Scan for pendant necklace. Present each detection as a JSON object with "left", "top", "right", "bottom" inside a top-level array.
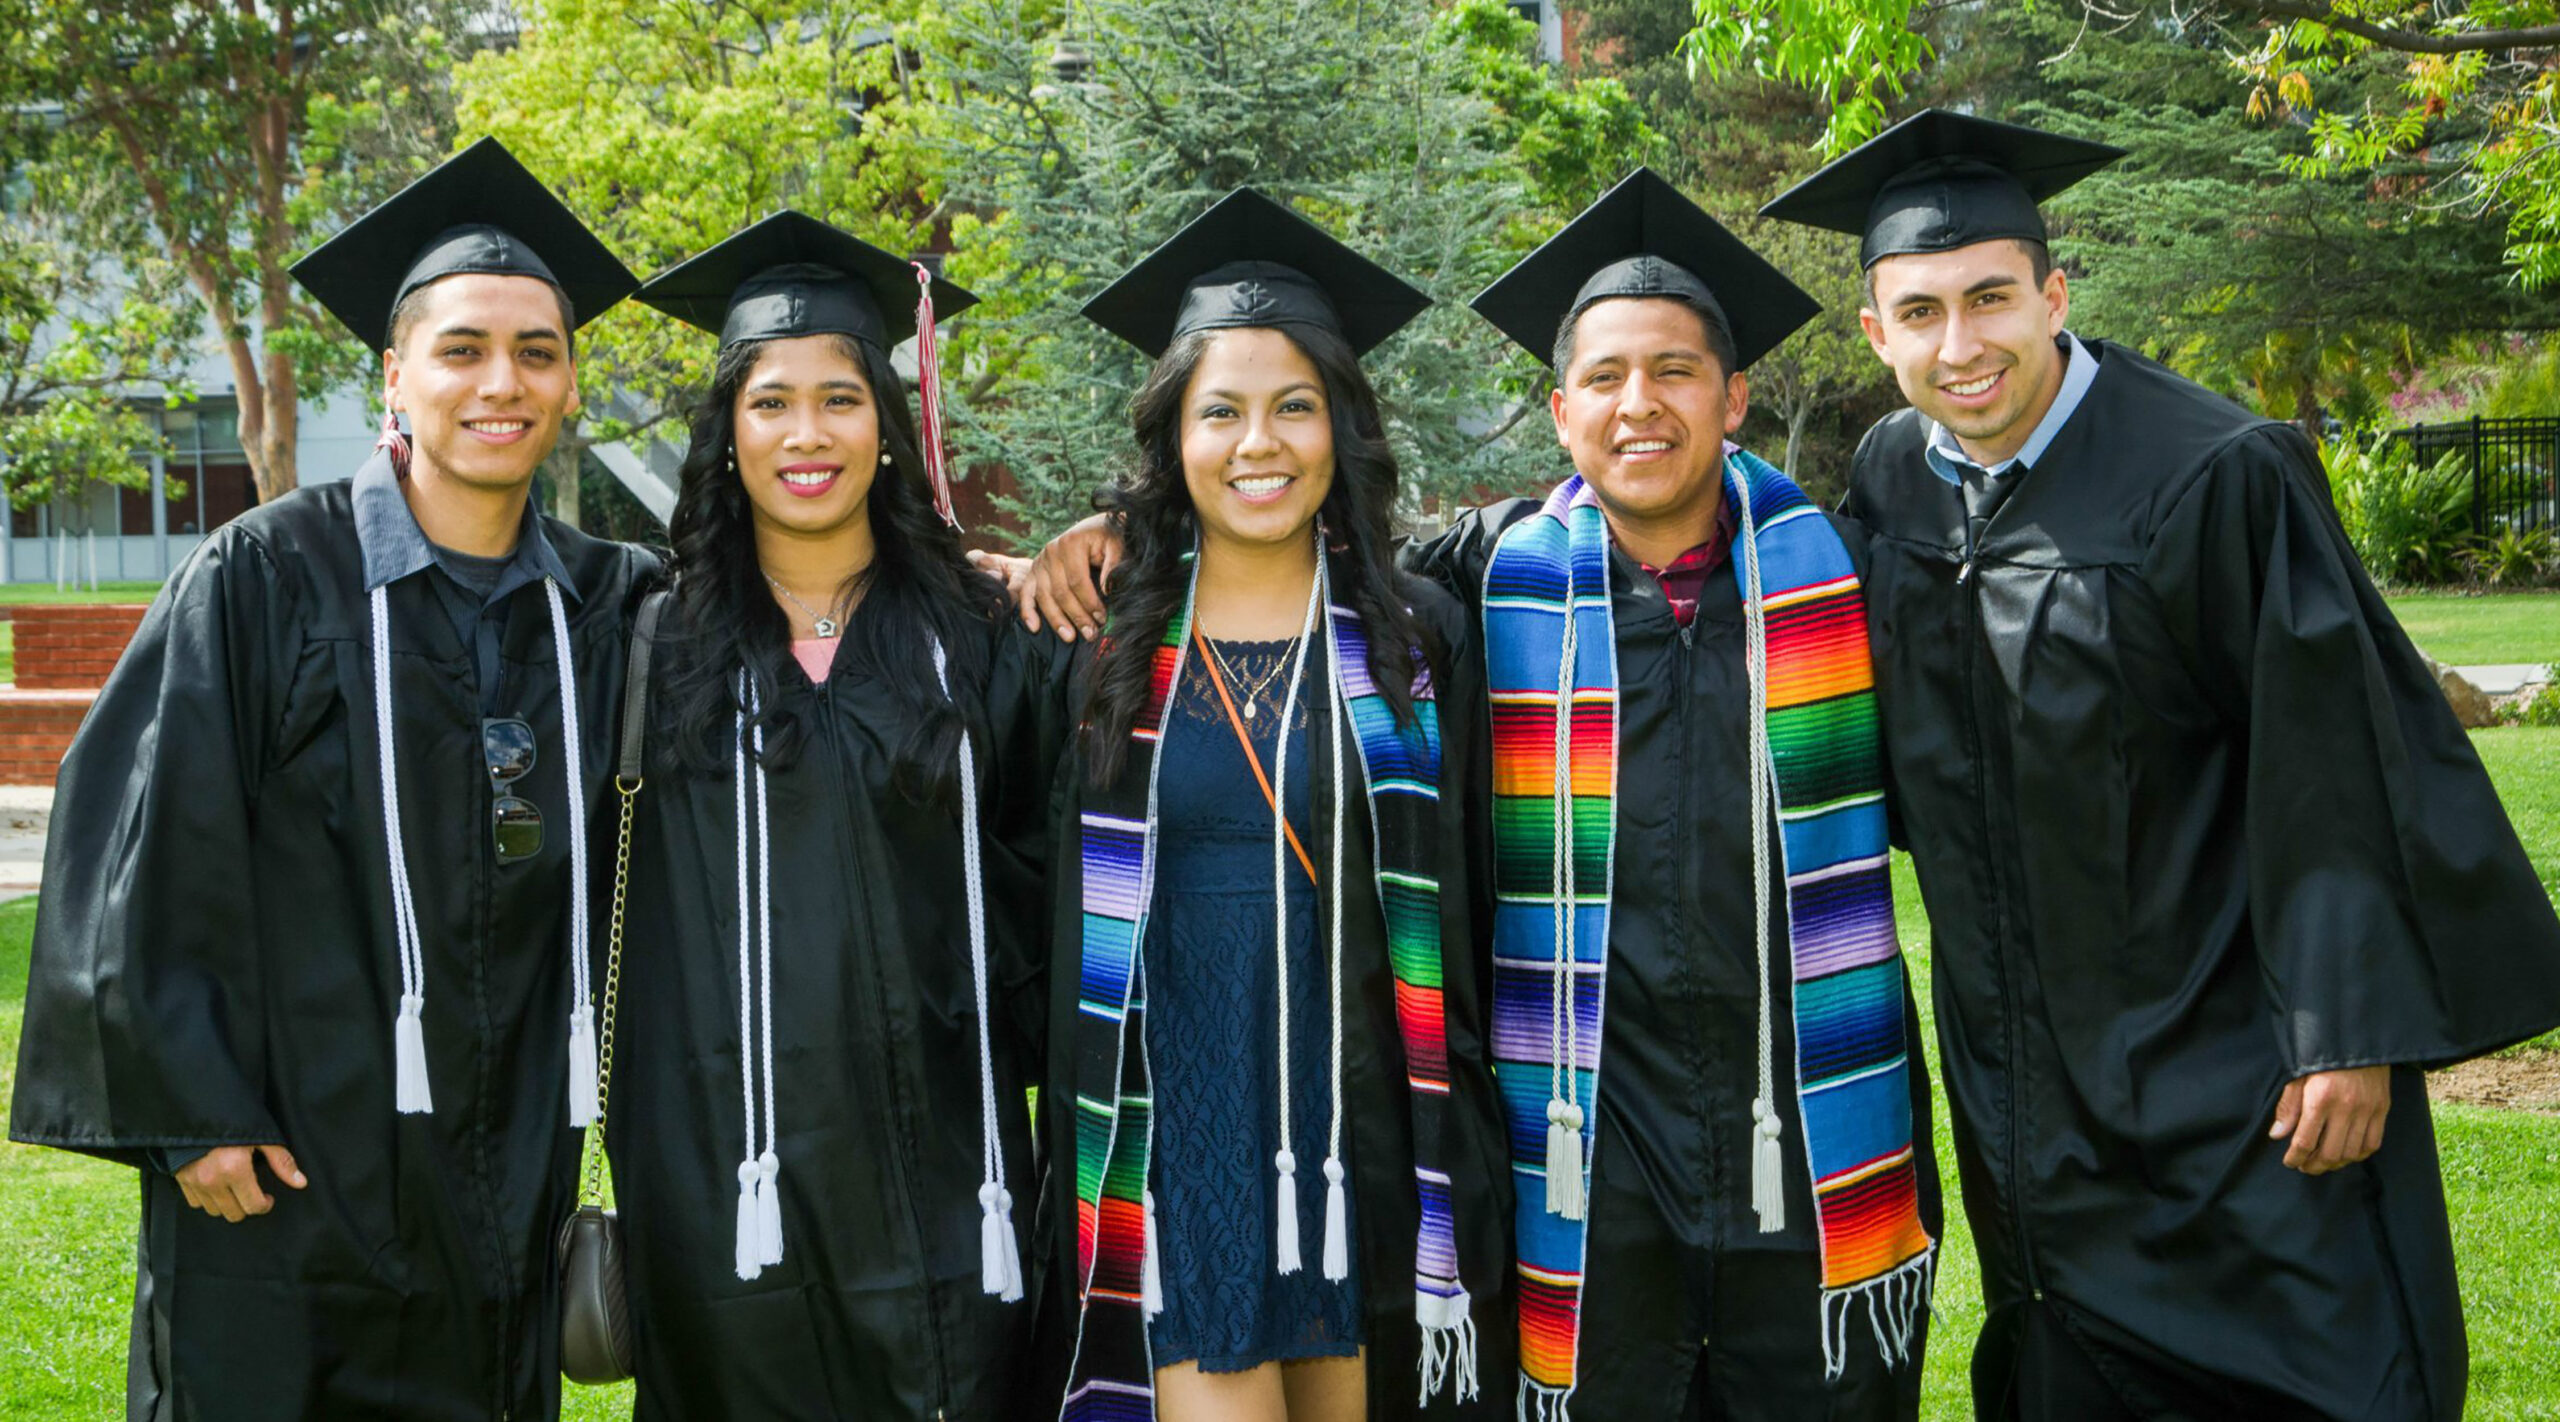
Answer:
[
  {"left": 1201, "top": 632, "right": 1288, "bottom": 719},
  {"left": 767, "top": 576, "right": 845, "bottom": 638}
]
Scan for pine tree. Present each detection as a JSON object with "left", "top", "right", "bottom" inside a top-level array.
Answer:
[{"left": 922, "top": 0, "right": 1649, "bottom": 542}]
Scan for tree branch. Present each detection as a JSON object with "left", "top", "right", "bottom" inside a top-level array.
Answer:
[{"left": 2229, "top": 0, "right": 2560, "bottom": 54}]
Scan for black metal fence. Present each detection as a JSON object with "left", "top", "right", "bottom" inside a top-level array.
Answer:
[{"left": 2392, "top": 416, "right": 2560, "bottom": 535}]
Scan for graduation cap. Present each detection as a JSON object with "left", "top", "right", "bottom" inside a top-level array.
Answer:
[
  {"left": 1759, "top": 109, "right": 2126, "bottom": 269},
  {"left": 633, "top": 209, "right": 978, "bottom": 352},
  {"left": 291, "top": 137, "right": 637, "bottom": 351},
  {"left": 1081, "top": 188, "right": 1430, "bottom": 358},
  {"left": 1470, "top": 167, "right": 1818, "bottom": 371}
]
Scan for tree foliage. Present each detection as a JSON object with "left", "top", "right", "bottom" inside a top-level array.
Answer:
[
  {"left": 0, "top": 1, "right": 474, "bottom": 501},
  {"left": 921, "top": 0, "right": 1652, "bottom": 543}
]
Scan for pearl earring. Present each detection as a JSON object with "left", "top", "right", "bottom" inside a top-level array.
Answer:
[{"left": 879, "top": 451, "right": 891, "bottom": 466}]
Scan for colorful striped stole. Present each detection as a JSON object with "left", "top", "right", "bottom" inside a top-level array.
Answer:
[
  {"left": 1060, "top": 554, "right": 1476, "bottom": 1420},
  {"left": 1482, "top": 451, "right": 1935, "bottom": 1416}
]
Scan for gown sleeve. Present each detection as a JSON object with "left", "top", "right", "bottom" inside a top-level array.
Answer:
[
  {"left": 2144, "top": 423, "right": 2560, "bottom": 1073},
  {"left": 9, "top": 527, "right": 291, "bottom": 1166},
  {"left": 1397, "top": 499, "right": 1540, "bottom": 604}
]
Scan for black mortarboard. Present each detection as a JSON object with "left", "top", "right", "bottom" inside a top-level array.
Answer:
[
  {"left": 1471, "top": 168, "right": 1816, "bottom": 372},
  {"left": 1080, "top": 188, "right": 1430, "bottom": 358},
  {"left": 634, "top": 210, "right": 977, "bottom": 351},
  {"left": 290, "top": 137, "right": 637, "bottom": 351},
  {"left": 1759, "top": 109, "right": 2125, "bottom": 269}
]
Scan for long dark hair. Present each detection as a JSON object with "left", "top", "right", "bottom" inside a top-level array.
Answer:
[
  {"left": 662, "top": 331, "right": 1001, "bottom": 801},
  {"left": 1082, "top": 321, "right": 1422, "bottom": 785}
]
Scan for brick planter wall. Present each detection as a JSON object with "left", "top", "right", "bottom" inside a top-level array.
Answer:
[
  {"left": 0, "top": 690, "right": 97, "bottom": 784},
  {"left": 17, "top": 604, "right": 148, "bottom": 691}
]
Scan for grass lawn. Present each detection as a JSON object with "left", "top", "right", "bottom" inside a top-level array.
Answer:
[
  {"left": 2386, "top": 590, "right": 2560, "bottom": 666},
  {"left": 0, "top": 583, "right": 161, "bottom": 607},
  {"left": 5, "top": 732, "right": 2560, "bottom": 1417}
]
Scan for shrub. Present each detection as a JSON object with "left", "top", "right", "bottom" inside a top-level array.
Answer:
[
  {"left": 2462, "top": 526, "right": 2558, "bottom": 589},
  {"left": 2322, "top": 432, "right": 2474, "bottom": 586}
]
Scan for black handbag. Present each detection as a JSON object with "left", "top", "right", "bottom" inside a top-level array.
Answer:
[{"left": 558, "top": 589, "right": 669, "bottom": 1386}]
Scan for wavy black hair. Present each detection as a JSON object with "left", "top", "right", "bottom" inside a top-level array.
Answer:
[
  {"left": 661, "top": 331, "right": 1001, "bottom": 802},
  {"left": 1081, "top": 321, "right": 1424, "bottom": 785}
]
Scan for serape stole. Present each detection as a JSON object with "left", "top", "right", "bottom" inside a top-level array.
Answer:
[
  {"left": 1482, "top": 452, "right": 1935, "bottom": 1416},
  {"left": 1060, "top": 555, "right": 1476, "bottom": 1420}
]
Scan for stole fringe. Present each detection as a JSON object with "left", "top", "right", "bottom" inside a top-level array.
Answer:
[
  {"left": 1518, "top": 1378, "right": 1573, "bottom": 1422},
  {"left": 1415, "top": 1293, "right": 1480, "bottom": 1405},
  {"left": 1819, "top": 1247, "right": 1937, "bottom": 1380}
]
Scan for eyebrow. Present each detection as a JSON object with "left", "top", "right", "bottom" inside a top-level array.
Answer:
[
  {"left": 433, "top": 325, "right": 565, "bottom": 344},
  {"left": 1574, "top": 345, "right": 1708, "bottom": 371},
  {"left": 1894, "top": 273, "right": 2019, "bottom": 311},
  {"left": 1198, "top": 381, "right": 1322, "bottom": 402},
  {"left": 747, "top": 378, "right": 869, "bottom": 395}
]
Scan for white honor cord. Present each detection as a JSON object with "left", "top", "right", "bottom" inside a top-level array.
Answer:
[
  {"left": 1267, "top": 552, "right": 1325, "bottom": 1277},
  {"left": 938, "top": 638, "right": 1023, "bottom": 1302},
  {"left": 372, "top": 584, "right": 432, "bottom": 1114},
  {"left": 372, "top": 576, "right": 585, "bottom": 1120},
  {"left": 1734, "top": 462, "right": 1786, "bottom": 1234},
  {"left": 733, "top": 672, "right": 784, "bottom": 1279},
  {"left": 547, "top": 584, "right": 597, "bottom": 1128},
  {"left": 1319, "top": 579, "right": 1351, "bottom": 1284},
  {"left": 1544, "top": 553, "right": 1585, "bottom": 1219}
]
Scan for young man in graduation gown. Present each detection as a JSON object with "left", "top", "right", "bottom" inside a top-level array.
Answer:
[
  {"left": 997, "top": 172, "right": 1943, "bottom": 1422},
  {"left": 8, "top": 139, "right": 658, "bottom": 1421},
  {"left": 1764, "top": 110, "right": 2560, "bottom": 1422}
]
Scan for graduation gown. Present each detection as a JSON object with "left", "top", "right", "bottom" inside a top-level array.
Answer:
[
  {"left": 606, "top": 606, "right": 1058, "bottom": 1420},
  {"left": 1033, "top": 581, "right": 1519, "bottom": 1418},
  {"left": 1407, "top": 503, "right": 1940, "bottom": 1421},
  {"left": 1845, "top": 340, "right": 2560, "bottom": 1421},
  {"left": 10, "top": 472, "right": 656, "bottom": 1421}
]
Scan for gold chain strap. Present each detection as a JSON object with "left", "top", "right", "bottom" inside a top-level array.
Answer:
[{"left": 578, "top": 775, "right": 641, "bottom": 1206}]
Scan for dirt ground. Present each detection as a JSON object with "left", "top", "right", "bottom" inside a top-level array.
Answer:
[{"left": 2429, "top": 1050, "right": 2560, "bottom": 1113}]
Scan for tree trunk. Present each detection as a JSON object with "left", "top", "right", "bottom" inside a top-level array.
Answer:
[
  {"left": 1784, "top": 404, "right": 1811, "bottom": 480},
  {"left": 2293, "top": 382, "right": 2325, "bottom": 445},
  {"left": 545, "top": 436, "right": 583, "bottom": 531}
]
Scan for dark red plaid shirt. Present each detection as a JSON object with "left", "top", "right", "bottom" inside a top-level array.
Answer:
[{"left": 1636, "top": 516, "right": 1734, "bottom": 629}]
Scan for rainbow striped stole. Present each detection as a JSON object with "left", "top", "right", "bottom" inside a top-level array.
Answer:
[
  {"left": 1060, "top": 558, "right": 1476, "bottom": 1420},
  {"left": 1482, "top": 453, "right": 1935, "bottom": 1415}
]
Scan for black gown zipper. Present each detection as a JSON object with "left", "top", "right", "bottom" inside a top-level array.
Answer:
[{"left": 816, "top": 676, "right": 956, "bottom": 1413}]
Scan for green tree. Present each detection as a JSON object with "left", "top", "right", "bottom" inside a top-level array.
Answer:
[
  {"left": 921, "top": 0, "right": 1652, "bottom": 542},
  {"left": 0, "top": 1, "right": 474, "bottom": 501},
  {"left": 453, "top": 0, "right": 942, "bottom": 525}
]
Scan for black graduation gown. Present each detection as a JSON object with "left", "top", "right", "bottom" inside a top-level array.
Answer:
[
  {"left": 606, "top": 606, "right": 1058, "bottom": 1421},
  {"left": 1032, "top": 580, "right": 1519, "bottom": 1419},
  {"left": 10, "top": 479, "right": 656, "bottom": 1422},
  {"left": 1845, "top": 340, "right": 2560, "bottom": 1422},
  {"left": 1407, "top": 502, "right": 1941, "bottom": 1421}
]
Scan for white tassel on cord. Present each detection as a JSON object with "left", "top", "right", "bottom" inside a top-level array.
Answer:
[
  {"left": 372, "top": 585, "right": 434, "bottom": 1115},
  {"left": 544, "top": 581, "right": 597, "bottom": 1129},
  {"left": 756, "top": 1149, "right": 784, "bottom": 1266},
  {"left": 1274, "top": 1148, "right": 1303, "bottom": 1274},
  {"left": 1735, "top": 457, "right": 1788, "bottom": 1236},
  {"left": 938, "top": 639, "right": 1023, "bottom": 1302},
  {"left": 1321, "top": 1155, "right": 1350, "bottom": 1282},
  {"left": 733, "top": 1158, "right": 762, "bottom": 1281},
  {"left": 1141, "top": 1190, "right": 1165, "bottom": 1317}
]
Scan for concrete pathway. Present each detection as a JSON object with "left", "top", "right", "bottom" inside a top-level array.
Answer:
[
  {"left": 0, "top": 784, "right": 48, "bottom": 898},
  {"left": 2457, "top": 664, "right": 2550, "bottom": 698}
]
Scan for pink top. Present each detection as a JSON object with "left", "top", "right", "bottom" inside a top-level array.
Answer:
[{"left": 791, "top": 637, "right": 835, "bottom": 684}]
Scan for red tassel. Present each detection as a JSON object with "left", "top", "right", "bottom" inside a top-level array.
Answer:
[
  {"left": 910, "top": 261, "right": 961, "bottom": 531},
  {"left": 375, "top": 407, "right": 412, "bottom": 480}
]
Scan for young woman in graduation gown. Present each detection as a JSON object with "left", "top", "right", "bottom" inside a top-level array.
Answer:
[
  {"left": 1038, "top": 189, "right": 1513, "bottom": 1422},
  {"left": 602, "top": 215, "right": 1061, "bottom": 1420}
]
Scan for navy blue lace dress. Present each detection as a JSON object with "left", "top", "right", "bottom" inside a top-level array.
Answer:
[{"left": 1142, "top": 639, "right": 1364, "bottom": 1372}]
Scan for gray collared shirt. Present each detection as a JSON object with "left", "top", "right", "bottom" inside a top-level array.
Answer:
[
  {"left": 1922, "top": 330, "right": 2097, "bottom": 485},
  {"left": 351, "top": 450, "right": 582, "bottom": 713}
]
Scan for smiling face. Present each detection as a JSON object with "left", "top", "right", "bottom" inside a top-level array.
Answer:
[
  {"left": 1860, "top": 240, "right": 2070, "bottom": 466},
  {"left": 384, "top": 272, "right": 581, "bottom": 496},
  {"left": 1549, "top": 296, "right": 1747, "bottom": 549},
  {"left": 729, "top": 333, "right": 883, "bottom": 548},
  {"left": 1178, "top": 326, "right": 1336, "bottom": 559}
]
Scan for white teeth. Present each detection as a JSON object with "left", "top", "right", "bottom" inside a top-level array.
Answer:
[
  {"left": 781, "top": 470, "right": 834, "bottom": 486},
  {"left": 1232, "top": 475, "right": 1291, "bottom": 496},
  {"left": 1946, "top": 373, "right": 2000, "bottom": 396},
  {"left": 466, "top": 421, "right": 527, "bottom": 434},
  {"left": 1619, "top": 440, "right": 1672, "bottom": 453}
]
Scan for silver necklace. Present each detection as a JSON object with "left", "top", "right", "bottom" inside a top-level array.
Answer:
[{"left": 767, "top": 576, "right": 846, "bottom": 638}]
